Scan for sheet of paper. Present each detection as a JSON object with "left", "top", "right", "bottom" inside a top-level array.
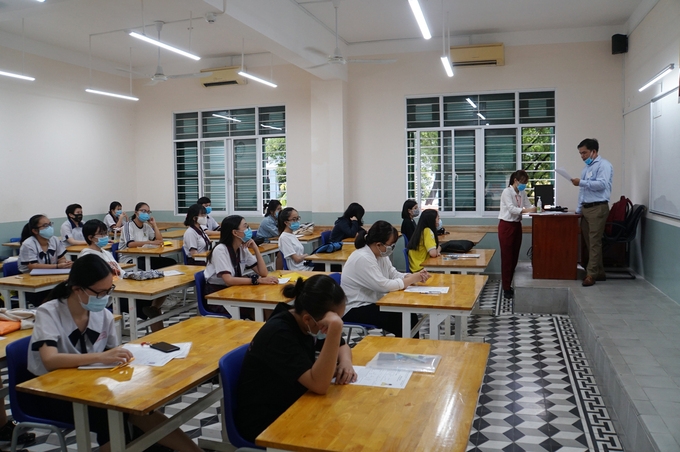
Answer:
[
  {"left": 278, "top": 277, "right": 291, "bottom": 284},
  {"left": 121, "top": 342, "right": 192, "bottom": 367},
  {"left": 30, "top": 268, "right": 71, "bottom": 275},
  {"left": 443, "top": 254, "right": 480, "bottom": 259},
  {"left": 404, "top": 286, "right": 450, "bottom": 294},
  {"left": 556, "top": 167, "right": 573, "bottom": 181},
  {"left": 162, "top": 270, "right": 184, "bottom": 277},
  {"left": 350, "top": 366, "right": 412, "bottom": 389}
]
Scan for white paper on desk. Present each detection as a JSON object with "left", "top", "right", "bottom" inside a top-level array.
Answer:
[
  {"left": 278, "top": 277, "right": 291, "bottom": 284},
  {"left": 556, "top": 167, "right": 573, "bottom": 181},
  {"left": 404, "top": 286, "right": 450, "bottom": 294},
  {"left": 122, "top": 342, "right": 192, "bottom": 367},
  {"left": 349, "top": 366, "right": 412, "bottom": 389},
  {"left": 162, "top": 270, "right": 184, "bottom": 277},
  {"left": 30, "top": 268, "right": 71, "bottom": 275},
  {"left": 443, "top": 254, "right": 480, "bottom": 259}
]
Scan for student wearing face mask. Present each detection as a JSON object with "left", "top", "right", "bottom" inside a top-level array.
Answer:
[
  {"left": 498, "top": 170, "right": 536, "bottom": 299},
  {"left": 79, "top": 220, "right": 123, "bottom": 276},
  {"left": 257, "top": 199, "right": 282, "bottom": 240},
  {"left": 24, "top": 255, "right": 202, "bottom": 452},
  {"left": 118, "top": 202, "right": 167, "bottom": 266},
  {"left": 407, "top": 209, "right": 442, "bottom": 272},
  {"left": 182, "top": 204, "right": 212, "bottom": 265},
  {"left": 341, "top": 221, "right": 430, "bottom": 336},
  {"left": 197, "top": 196, "right": 221, "bottom": 235},
  {"left": 400, "top": 199, "right": 419, "bottom": 242},
  {"left": 277, "top": 207, "right": 315, "bottom": 271},
  {"left": 60, "top": 204, "right": 86, "bottom": 246},
  {"left": 103, "top": 201, "right": 127, "bottom": 232},
  {"left": 19, "top": 214, "right": 72, "bottom": 274},
  {"left": 235, "top": 274, "right": 356, "bottom": 443}
]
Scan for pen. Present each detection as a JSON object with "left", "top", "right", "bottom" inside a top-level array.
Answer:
[{"left": 110, "top": 357, "right": 134, "bottom": 372}]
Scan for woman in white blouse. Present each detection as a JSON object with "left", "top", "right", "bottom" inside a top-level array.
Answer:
[
  {"left": 498, "top": 170, "right": 536, "bottom": 300},
  {"left": 182, "top": 203, "right": 212, "bottom": 265}
]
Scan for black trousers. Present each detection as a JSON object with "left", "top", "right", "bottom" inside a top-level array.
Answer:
[{"left": 342, "top": 303, "right": 418, "bottom": 338}]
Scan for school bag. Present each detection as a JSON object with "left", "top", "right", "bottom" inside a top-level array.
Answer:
[
  {"left": 440, "top": 240, "right": 474, "bottom": 253},
  {"left": 312, "top": 242, "right": 343, "bottom": 254},
  {"left": 606, "top": 196, "right": 632, "bottom": 235}
]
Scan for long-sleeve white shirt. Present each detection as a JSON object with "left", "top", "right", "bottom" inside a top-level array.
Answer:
[
  {"left": 498, "top": 186, "right": 533, "bottom": 222},
  {"left": 341, "top": 245, "right": 405, "bottom": 314}
]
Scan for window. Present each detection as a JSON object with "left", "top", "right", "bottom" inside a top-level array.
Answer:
[
  {"left": 174, "top": 106, "right": 286, "bottom": 214},
  {"left": 406, "top": 91, "right": 555, "bottom": 214}
]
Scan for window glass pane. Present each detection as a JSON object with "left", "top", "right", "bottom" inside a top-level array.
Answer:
[
  {"left": 442, "top": 131, "right": 453, "bottom": 211},
  {"left": 454, "top": 130, "right": 476, "bottom": 211},
  {"left": 176, "top": 142, "right": 199, "bottom": 214},
  {"left": 407, "top": 132, "right": 417, "bottom": 200},
  {"left": 479, "top": 93, "right": 515, "bottom": 125},
  {"left": 233, "top": 138, "right": 258, "bottom": 211},
  {"left": 419, "top": 131, "right": 442, "bottom": 209},
  {"left": 259, "top": 106, "right": 286, "bottom": 135},
  {"left": 443, "top": 95, "right": 479, "bottom": 127},
  {"left": 522, "top": 126, "right": 555, "bottom": 202},
  {"left": 407, "top": 97, "right": 440, "bottom": 128},
  {"left": 202, "top": 141, "right": 227, "bottom": 211},
  {"left": 519, "top": 91, "right": 555, "bottom": 124},
  {"left": 262, "top": 137, "right": 287, "bottom": 207},
  {"left": 230, "top": 108, "right": 256, "bottom": 136},
  {"left": 484, "top": 128, "right": 517, "bottom": 211},
  {"left": 175, "top": 113, "right": 198, "bottom": 140}
]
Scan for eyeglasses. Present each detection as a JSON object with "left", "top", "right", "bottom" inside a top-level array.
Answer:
[
  {"left": 85, "top": 284, "right": 116, "bottom": 299},
  {"left": 37, "top": 222, "right": 54, "bottom": 230},
  {"left": 290, "top": 217, "right": 301, "bottom": 222},
  {"left": 138, "top": 209, "right": 152, "bottom": 214}
]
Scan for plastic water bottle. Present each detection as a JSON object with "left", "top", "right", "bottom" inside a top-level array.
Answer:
[{"left": 537, "top": 196, "right": 543, "bottom": 213}]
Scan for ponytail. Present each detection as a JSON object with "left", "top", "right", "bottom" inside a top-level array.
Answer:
[
  {"left": 283, "top": 274, "right": 346, "bottom": 319},
  {"left": 357, "top": 220, "right": 396, "bottom": 249},
  {"left": 354, "top": 229, "right": 368, "bottom": 249}
]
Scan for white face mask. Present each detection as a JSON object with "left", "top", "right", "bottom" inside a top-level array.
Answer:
[{"left": 197, "top": 216, "right": 208, "bottom": 226}]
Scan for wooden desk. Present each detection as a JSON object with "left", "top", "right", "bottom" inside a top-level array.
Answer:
[
  {"left": 257, "top": 335, "right": 490, "bottom": 452},
  {"left": 439, "top": 229, "right": 487, "bottom": 244},
  {"left": 154, "top": 222, "right": 185, "bottom": 231},
  {"left": 306, "top": 245, "right": 356, "bottom": 271},
  {"left": 193, "top": 244, "right": 279, "bottom": 271},
  {"left": 18, "top": 317, "right": 262, "bottom": 452},
  {"left": 340, "top": 232, "right": 401, "bottom": 244},
  {"left": 159, "top": 229, "right": 186, "bottom": 239},
  {"left": 206, "top": 270, "right": 327, "bottom": 321},
  {"left": 0, "top": 273, "right": 68, "bottom": 309},
  {"left": 2, "top": 242, "right": 20, "bottom": 256},
  {"left": 531, "top": 212, "right": 581, "bottom": 279},
  {"left": 378, "top": 273, "right": 487, "bottom": 341},
  {"left": 111, "top": 264, "right": 201, "bottom": 340},
  {"left": 117, "top": 242, "right": 183, "bottom": 271},
  {"left": 421, "top": 249, "right": 496, "bottom": 274}
]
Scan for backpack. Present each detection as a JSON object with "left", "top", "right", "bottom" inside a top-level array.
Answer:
[
  {"left": 440, "top": 240, "right": 474, "bottom": 254},
  {"left": 312, "top": 242, "right": 343, "bottom": 254},
  {"left": 606, "top": 196, "right": 632, "bottom": 235}
]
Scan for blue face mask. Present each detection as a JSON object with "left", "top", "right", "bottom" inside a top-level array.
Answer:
[
  {"left": 80, "top": 293, "right": 110, "bottom": 313},
  {"left": 205, "top": 206, "right": 212, "bottom": 214},
  {"left": 241, "top": 227, "right": 253, "bottom": 242},
  {"left": 138, "top": 212, "right": 150, "bottom": 222},
  {"left": 39, "top": 226, "right": 54, "bottom": 240},
  {"left": 275, "top": 211, "right": 279, "bottom": 218},
  {"left": 307, "top": 319, "right": 327, "bottom": 341},
  {"left": 115, "top": 210, "right": 122, "bottom": 216},
  {"left": 96, "top": 236, "right": 110, "bottom": 248},
  {"left": 518, "top": 183, "right": 527, "bottom": 191},
  {"left": 584, "top": 151, "right": 595, "bottom": 165},
  {"left": 290, "top": 221, "right": 301, "bottom": 231}
]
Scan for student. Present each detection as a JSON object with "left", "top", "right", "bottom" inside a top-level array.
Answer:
[
  {"left": 277, "top": 207, "right": 314, "bottom": 271},
  {"left": 19, "top": 214, "right": 72, "bottom": 274},
  {"left": 197, "top": 196, "right": 221, "bottom": 233},
  {"left": 257, "top": 199, "right": 282, "bottom": 239},
  {"left": 60, "top": 203, "right": 86, "bottom": 246},
  {"left": 342, "top": 221, "right": 429, "bottom": 337},
  {"left": 118, "top": 202, "right": 171, "bottom": 268},
  {"left": 329, "top": 202, "right": 365, "bottom": 243},
  {"left": 400, "top": 199, "right": 419, "bottom": 242},
  {"left": 25, "top": 255, "right": 202, "bottom": 452},
  {"left": 235, "top": 274, "right": 356, "bottom": 443},
  {"left": 182, "top": 204, "right": 212, "bottom": 265},
  {"left": 407, "top": 209, "right": 441, "bottom": 272},
  {"left": 499, "top": 170, "right": 536, "bottom": 299},
  {"left": 103, "top": 201, "right": 127, "bottom": 231}
]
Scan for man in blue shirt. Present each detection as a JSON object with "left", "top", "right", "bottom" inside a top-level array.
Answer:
[{"left": 571, "top": 138, "right": 613, "bottom": 287}]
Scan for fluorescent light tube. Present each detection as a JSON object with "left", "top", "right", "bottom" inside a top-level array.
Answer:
[
  {"left": 638, "top": 64, "right": 675, "bottom": 92},
  {"left": 466, "top": 98, "right": 477, "bottom": 108},
  {"left": 86, "top": 88, "right": 138, "bottom": 101},
  {"left": 0, "top": 70, "right": 35, "bottom": 81},
  {"left": 408, "top": 0, "right": 431, "bottom": 40},
  {"left": 261, "top": 124, "right": 282, "bottom": 130},
  {"left": 213, "top": 114, "right": 241, "bottom": 122},
  {"left": 477, "top": 113, "right": 486, "bottom": 120},
  {"left": 129, "top": 31, "right": 200, "bottom": 61},
  {"left": 440, "top": 56, "right": 453, "bottom": 77},
  {"left": 238, "top": 71, "right": 277, "bottom": 88}
]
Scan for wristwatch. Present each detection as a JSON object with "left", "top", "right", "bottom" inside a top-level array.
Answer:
[{"left": 250, "top": 274, "right": 260, "bottom": 285}]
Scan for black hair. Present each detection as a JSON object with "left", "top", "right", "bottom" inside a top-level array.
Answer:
[
  {"left": 82, "top": 219, "right": 108, "bottom": 245},
  {"left": 207, "top": 215, "right": 243, "bottom": 264},
  {"left": 277, "top": 207, "right": 297, "bottom": 234},
  {"left": 197, "top": 197, "right": 211, "bottom": 205},
  {"left": 401, "top": 199, "right": 418, "bottom": 220},
  {"left": 578, "top": 138, "right": 599, "bottom": 152},
  {"left": 339, "top": 202, "right": 365, "bottom": 225},
  {"left": 282, "top": 274, "right": 346, "bottom": 320},
  {"left": 355, "top": 220, "right": 398, "bottom": 249},
  {"left": 20, "top": 214, "right": 47, "bottom": 243},
  {"left": 184, "top": 204, "right": 207, "bottom": 227},
  {"left": 407, "top": 209, "right": 439, "bottom": 251},
  {"left": 130, "top": 202, "right": 149, "bottom": 221},
  {"left": 108, "top": 201, "right": 122, "bottom": 215},
  {"left": 509, "top": 170, "right": 529, "bottom": 187},
  {"left": 65, "top": 204, "right": 82, "bottom": 216},
  {"left": 264, "top": 199, "right": 282, "bottom": 217},
  {"left": 47, "top": 254, "right": 113, "bottom": 301}
]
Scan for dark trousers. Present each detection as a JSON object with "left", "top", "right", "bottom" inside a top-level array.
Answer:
[
  {"left": 343, "top": 303, "right": 418, "bottom": 338},
  {"left": 498, "top": 220, "right": 522, "bottom": 291}
]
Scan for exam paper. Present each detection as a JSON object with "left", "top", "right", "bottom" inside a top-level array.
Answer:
[
  {"left": 122, "top": 342, "right": 192, "bottom": 367},
  {"left": 30, "top": 268, "right": 71, "bottom": 275},
  {"left": 349, "top": 366, "right": 412, "bottom": 389},
  {"left": 556, "top": 167, "right": 573, "bottom": 181},
  {"left": 404, "top": 286, "right": 450, "bottom": 294},
  {"left": 278, "top": 277, "right": 291, "bottom": 284},
  {"left": 443, "top": 254, "right": 480, "bottom": 259},
  {"left": 162, "top": 270, "right": 184, "bottom": 277}
]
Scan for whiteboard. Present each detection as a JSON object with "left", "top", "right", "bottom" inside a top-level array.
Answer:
[{"left": 650, "top": 87, "right": 680, "bottom": 219}]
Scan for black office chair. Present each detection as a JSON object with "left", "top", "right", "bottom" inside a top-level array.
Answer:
[{"left": 602, "top": 204, "right": 646, "bottom": 279}]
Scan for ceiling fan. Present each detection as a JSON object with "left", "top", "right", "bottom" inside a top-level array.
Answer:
[
  {"left": 307, "top": 0, "right": 396, "bottom": 69},
  {"left": 118, "top": 21, "right": 210, "bottom": 85}
]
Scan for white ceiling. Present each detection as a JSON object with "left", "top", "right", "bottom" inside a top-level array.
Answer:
[{"left": 0, "top": 0, "right": 649, "bottom": 81}]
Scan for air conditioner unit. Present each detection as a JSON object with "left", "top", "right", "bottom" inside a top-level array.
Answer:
[
  {"left": 200, "top": 66, "right": 247, "bottom": 87},
  {"left": 449, "top": 43, "right": 504, "bottom": 67}
]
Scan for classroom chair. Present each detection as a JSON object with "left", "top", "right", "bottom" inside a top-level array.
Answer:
[
  {"left": 194, "top": 271, "right": 231, "bottom": 318},
  {"left": 181, "top": 248, "right": 189, "bottom": 265},
  {"left": 3, "top": 261, "right": 19, "bottom": 277},
  {"left": 282, "top": 256, "right": 289, "bottom": 271},
  {"left": 321, "top": 230, "right": 332, "bottom": 246},
  {"left": 218, "top": 344, "right": 264, "bottom": 451},
  {"left": 402, "top": 234, "right": 409, "bottom": 248},
  {"left": 110, "top": 243, "right": 119, "bottom": 262},
  {"left": 403, "top": 248, "right": 411, "bottom": 273},
  {"left": 329, "top": 273, "right": 380, "bottom": 341},
  {"left": 7, "top": 337, "right": 72, "bottom": 452}
]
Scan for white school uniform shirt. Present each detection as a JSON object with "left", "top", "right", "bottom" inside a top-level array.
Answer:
[
  {"left": 498, "top": 186, "right": 533, "bottom": 222},
  {"left": 278, "top": 232, "right": 313, "bottom": 272},
  {"left": 183, "top": 226, "right": 212, "bottom": 256},
  {"left": 60, "top": 219, "right": 84, "bottom": 244},
  {"left": 204, "top": 243, "right": 258, "bottom": 286},
  {"left": 28, "top": 299, "right": 118, "bottom": 376},
  {"left": 206, "top": 215, "right": 220, "bottom": 231},
  {"left": 341, "top": 245, "right": 406, "bottom": 314},
  {"left": 18, "top": 236, "right": 66, "bottom": 274},
  {"left": 79, "top": 247, "right": 124, "bottom": 276},
  {"left": 118, "top": 220, "right": 156, "bottom": 263},
  {"left": 103, "top": 213, "right": 119, "bottom": 229}
]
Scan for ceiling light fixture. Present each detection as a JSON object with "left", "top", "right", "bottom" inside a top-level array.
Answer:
[
  {"left": 466, "top": 98, "right": 477, "bottom": 108},
  {"left": 85, "top": 39, "right": 138, "bottom": 101},
  {"left": 129, "top": 31, "right": 200, "bottom": 61},
  {"left": 85, "top": 89, "right": 138, "bottom": 101},
  {"left": 0, "top": 19, "right": 36, "bottom": 82},
  {"left": 638, "top": 63, "right": 675, "bottom": 92},
  {"left": 477, "top": 113, "right": 486, "bottom": 120},
  {"left": 238, "top": 40, "right": 277, "bottom": 88},
  {"left": 213, "top": 114, "right": 241, "bottom": 122},
  {"left": 0, "top": 70, "right": 35, "bottom": 81},
  {"left": 408, "top": 0, "right": 431, "bottom": 39},
  {"left": 440, "top": 8, "right": 452, "bottom": 77}
]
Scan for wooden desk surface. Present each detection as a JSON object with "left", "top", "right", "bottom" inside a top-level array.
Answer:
[
  {"left": 17, "top": 317, "right": 262, "bottom": 416},
  {"left": 0, "top": 273, "right": 69, "bottom": 290},
  {"left": 193, "top": 243, "right": 279, "bottom": 260},
  {"left": 2, "top": 242, "right": 20, "bottom": 249},
  {"left": 160, "top": 229, "right": 186, "bottom": 239},
  {"left": 257, "top": 335, "right": 490, "bottom": 452},
  {"left": 206, "top": 270, "right": 327, "bottom": 304},
  {"left": 378, "top": 273, "right": 488, "bottom": 311},
  {"left": 306, "top": 245, "right": 356, "bottom": 263},
  {"left": 154, "top": 222, "right": 185, "bottom": 231},
  {"left": 439, "top": 230, "right": 487, "bottom": 244},
  {"left": 421, "top": 248, "right": 496, "bottom": 269},
  {"left": 117, "top": 242, "right": 183, "bottom": 256},
  {"left": 0, "top": 328, "right": 33, "bottom": 360},
  {"left": 112, "top": 264, "right": 201, "bottom": 297},
  {"left": 271, "top": 231, "right": 324, "bottom": 242}
]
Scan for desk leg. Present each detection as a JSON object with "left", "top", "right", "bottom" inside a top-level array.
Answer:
[
  {"left": 72, "top": 403, "right": 93, "bottom": 452},
  {"left": 145, "top": 256, "right": 152, "bottom": 271},
  {"left": 454, "top": 316, "right": 467, "bottom": 341},
  {"left": 402, "top": 312, "right": 411, "bottom": 338},
  {"left": 129, "top": 298, "right": 139, "bottom": 340},
  {"left": 254, "top": 308, "right": 264, "bottom": 322},
  {"left": 18, "top": 291, "right": 26, "bottom": 309},
  {"left": 108, "top": 410, "right": 126, "bottom": 452},
  {"left": 0, "top": 290, "right": 10, "bottom": 309},
  {"left": 325, "top": 263, "right": 331, "bottom": 272}
]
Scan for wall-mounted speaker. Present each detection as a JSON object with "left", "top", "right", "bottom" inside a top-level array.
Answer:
[{"left": 612, "top": 34, "right": 628, "bottom": 54}]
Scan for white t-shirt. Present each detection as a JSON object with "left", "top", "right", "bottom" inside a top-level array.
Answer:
[
  {"left": 60, "top": 219, "right": 84, "bottom": 244},
  {"left": 206, "top": 215, "right": 220, "bottom": 231},
  {"left": 28, "top": 299, "right": 118, "bottom": 376},
  {"left": 341, "top": 245, "right": 405, "bottom": 313},
  {"left": 79, "top": 247, "right": 124, "bottom": 276},
  {"left": 103, "top": 213, "right": 119, "bottom": 229},
  {"left": 183, "top": 226, "right": 212, "bottom": 255},
  {"left": 18, "top": 236, "right": 66, "bottom": 274},
  {"left": 279, "top": 232, "right": 313, "bottom": 272},
  {"left": 118, "top": 220, "right": 156, "bottom": 263},
  {"left": 498, "top": 186, "right": 533, "bottom": 222},
  {"left": 204, "top": 243, "right": 258, "bottom": 286}
]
